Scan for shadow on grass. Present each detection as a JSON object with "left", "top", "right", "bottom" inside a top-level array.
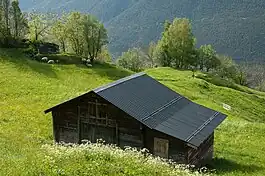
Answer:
[
  {"left": 156, "top": 78, "right": 181, "bottom": 82},
  {"left": 206, "top": 158, "right": 263, "bottom": 174},
  {"left": 91, "top": 62, "right": 132, "bottom": 80},
  {"left": 35, "top": 53, "right": 132, "bottom": 80},
  {"left": 0, "top": 49, "right": 57, "bottom": 78},
  {"left": 1, "top": 49, "right": 133, "bottom": 80}
]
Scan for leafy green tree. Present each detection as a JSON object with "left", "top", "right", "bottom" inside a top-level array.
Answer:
[
  {"left": 163, "top": 20, "right": 171, "bottom": 32},
  {"left": 141, "top": 41, "right": 157, "bottom": 67},
  {"left": 10, "top": 0, "right": 28, "bottom": 39},
  {"left": 117, "top": 48, "right": 147, "bottom": 72},
  {"left": 155, "top": 41, "right": 172, "bottom": 67},
  {"left": 198, "top": 44, "right": 220, "bottom": 71},
  {"left": 0, "top": 2, "right": 3, "bottom": 43},
  {"left": 0, "top": 0, "right": 11, "bottom": 45},
  {"left": 28, "top": 12, "right": 55, "bottom": 41},
  {"left": 65, "top": 12, "right": 85, "bottom": 56},
  {"left": 63, "top": 12, "right": 108, "bottom": 59},
  {"left": 51, "top": 16, "right": 67, "bottom": 52},
  {"left": 216, "top": 54, "right": 237, "bottom": 79},
  {"left": 157, "top": 18, "right": 196, "bottom": 69},
  {"left": 82, "top": 14, "right": 108, "bottom": 62},
  {"left": 97, "top": 45, "right": 112, "bottom": 63},
  {"left": 234, "top": 62, "right": 248, "bottom": 86}
]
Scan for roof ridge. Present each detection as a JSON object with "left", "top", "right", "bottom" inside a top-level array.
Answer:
[
  {"left": 93, "top": 72, "right": 146, "bottom": 93},
  {"left": 185, "top": 112, "right": 220, "bottom": 142}
]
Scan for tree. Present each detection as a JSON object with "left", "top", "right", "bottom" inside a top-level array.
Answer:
[
  {"left": 234, "top": 61, "right": 249, "bottom": 86},
  {"left": 141, "top": 41, "right": 157, "bottom": 67},
  {"left": 10, "top": 0, "right": 28, "bottom": 39},
  {"left": 97, "top": 45, "right": 112, "bottom": 63},
  {"left": 51, "top": 17, "right": 67, "bottom": 52},
  {"left": 82, "top": 14, "right": 108, "bottom": 62},
  {"left": 65, "top": 12, "right": 85, "bottom": 56},
  {"left": 0, "top": 0, "right": 11, "bottom": 45},
  {"left": 28, "top": 12, "right": 55, "bottom": 41},
  {"left": 117, "top": 48, "right": 147, "bottom": 72},
  {"left": 216, "top": 55, "right": 237, "bottom": 79},
  {"left": 157, "top": 18, "right": 196, "bottom": 69},
  {"left": 0, "top": 2, "right": 3, "bottom": 43},
  {"left": 198, "top": 45, "right": 220, "bottom": 72},
  {"left": 155, "top": 40, "right": 172, "bottom": 67},
  {"left": 146, "top": 41, "right": 156, "bottom": 67}
]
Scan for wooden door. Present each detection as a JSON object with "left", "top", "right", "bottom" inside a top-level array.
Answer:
[
  {"left": 80, "top": 123, "right": 115, "bottom": 144},
  {"left": 154, "top": 137, "right": 169, "bottom": 158},
  {"left": 94, "top": 126, "right": 115, "bottom": 144}
]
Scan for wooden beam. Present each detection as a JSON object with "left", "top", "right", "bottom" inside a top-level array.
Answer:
[
  {"left": 51, "top": 111, "right": 57, "bottom": 143},
  {"left": 77, "top": 106, "right": 81, "bottom": 143},
  {"left": 96, "top": 99, "right": 99, "bottom": 119},
  {"left": 92, "top": 126, "right": 95, "bottom": 142},
  {"left": 87, "top": 101, "right": 107, "bottom": 106},
  {"left": 116, "top": 123, "right": 119, "bottom": 145}
]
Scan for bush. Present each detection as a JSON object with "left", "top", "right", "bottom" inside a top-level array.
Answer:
[
  {"left": 23, "top": 45, "right": 38, "bottom": 58},
  {"left": 117, "top": 48, "right": 149, "bottom": 72}
]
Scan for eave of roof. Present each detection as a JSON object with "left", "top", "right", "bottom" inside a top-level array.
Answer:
[{"left": 44, "top": 72, "right": 146, "bottom": 114}]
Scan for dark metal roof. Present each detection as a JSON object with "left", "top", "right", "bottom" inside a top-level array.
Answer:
[{"left": 45, "top": 72, "right": 227, "bottom": 147}]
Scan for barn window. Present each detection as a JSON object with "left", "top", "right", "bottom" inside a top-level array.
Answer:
[{"left": 154, "top": 138, "right": 169, "bottom": 158}]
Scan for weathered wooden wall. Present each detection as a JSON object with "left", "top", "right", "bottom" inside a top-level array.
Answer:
[
  {"left": 187, "top": 133, "right": 214, "bottom": 166},
  {"left": 52, "top": 92, "right": 144, "bottom": 149}
]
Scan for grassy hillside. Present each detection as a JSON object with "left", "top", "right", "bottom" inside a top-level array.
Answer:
[
  {"left": 1, "top": 49, "right": 265, "bottom": 175},
  {"left": 20, "top": 0, "right": 265, "bottom": 60}
]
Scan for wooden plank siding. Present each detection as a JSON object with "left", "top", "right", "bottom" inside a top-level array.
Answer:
[
  {"left": 52, "top": 92, "right": 144, "bottom": 149},
  {"left": 187, "top": 133, "right": 214, "bottom": 166}
]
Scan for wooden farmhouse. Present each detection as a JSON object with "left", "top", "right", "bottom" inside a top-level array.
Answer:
[{"left": 44, "top": 72, "right": 227, "bottom": 166}]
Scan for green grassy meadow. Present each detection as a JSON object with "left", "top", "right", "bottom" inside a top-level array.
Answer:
[{"left": 1, "top": 49, "right": 265, "bottom": 175}]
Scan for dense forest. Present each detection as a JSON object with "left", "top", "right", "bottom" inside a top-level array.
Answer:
[{"left": 19, "top": 0, "right": 265, "bottom": 60}]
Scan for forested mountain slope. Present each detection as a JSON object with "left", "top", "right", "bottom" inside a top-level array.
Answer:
[{"left": 20, "top": 0, "right": 265, "bottom": 60}]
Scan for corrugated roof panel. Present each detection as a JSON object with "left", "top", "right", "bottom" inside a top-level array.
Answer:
[
  {"left": 97, "top": 74, "right": 181, "bottom": 124},
  {"left": 96, "top": 73, "right": 227, "bottom": 146}
]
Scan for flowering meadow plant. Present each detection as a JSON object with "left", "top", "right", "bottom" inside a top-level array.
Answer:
[{"left": 37, "top": 141, "right": 212, "bottom": 176}]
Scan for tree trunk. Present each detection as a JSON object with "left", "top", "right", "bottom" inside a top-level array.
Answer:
[{"left": 61, "top": 41, "right": 66, "bottom": 53}]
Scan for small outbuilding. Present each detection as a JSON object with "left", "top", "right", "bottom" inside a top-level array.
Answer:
[
  {"left": 44, "top": 72, "right": 227, "bottom": 166},
  {"left": 38, "top": 42, "right": 59, "bottom": 54}
]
